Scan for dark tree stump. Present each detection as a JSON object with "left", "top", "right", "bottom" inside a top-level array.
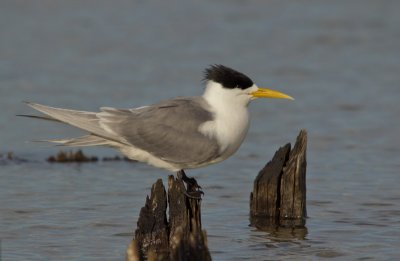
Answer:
[
  {"left": 134, "top": 179, "right": 169, "bottom": 259},
  {"left": 250, "top": 129, "right": 307, "bottom": 228},
  {"left": 127, "top": 176, "right": 211, "bottom": 261}
]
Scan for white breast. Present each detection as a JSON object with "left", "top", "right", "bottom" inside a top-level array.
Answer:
[{"left": 199, "top": 81, "right": 254, "bottom": 163}]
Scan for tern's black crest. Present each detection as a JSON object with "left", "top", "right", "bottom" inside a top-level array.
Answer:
[{"left": 204, "top": 65, "right": 253, "bottom": 90}]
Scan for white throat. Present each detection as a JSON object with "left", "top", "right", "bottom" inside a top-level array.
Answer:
[{"left": 200, "top": 81, "right": 258, "bottom": 162}]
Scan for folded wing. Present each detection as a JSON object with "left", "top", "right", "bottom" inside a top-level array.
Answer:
[
  {"left": 99, "top": 97, "right": 220, "bottom": 165},
  {"left": 26, "top": 98, "right": 220, "bottom": 165}
]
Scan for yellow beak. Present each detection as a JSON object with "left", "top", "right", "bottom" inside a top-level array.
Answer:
[{"left": 251, "top": 87, "right": 294, "bottom": 100}]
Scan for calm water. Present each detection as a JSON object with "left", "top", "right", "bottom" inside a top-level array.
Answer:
[{"left": 1, "top": 1, "right": 400, "bottom": 260}]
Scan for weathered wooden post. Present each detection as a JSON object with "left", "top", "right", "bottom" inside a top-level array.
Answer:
[
  {"left": 250, "top": 129, "right": 307, "bottom": 229},
  {"left": 126, "top": 176, "right": 211, "bottom": 261},
  {"left": 127, "top": 130, "right": 308, "bottom": 259}
]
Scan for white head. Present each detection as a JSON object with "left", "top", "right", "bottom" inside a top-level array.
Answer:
[{"left": 202, "top": 65, "right": 293, "bottom": 109}]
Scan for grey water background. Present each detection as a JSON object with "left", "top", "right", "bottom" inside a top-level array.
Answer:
[{"left": 1, "top": 0, "right": 399, "bottom": 260}]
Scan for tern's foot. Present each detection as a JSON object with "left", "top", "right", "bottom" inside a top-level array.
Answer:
[{"left": 177, "top": 170, "right": 204, "bottom": 199}]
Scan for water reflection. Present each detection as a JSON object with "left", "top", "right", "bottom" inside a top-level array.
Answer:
[{"left": 250, "top": 216, "right": 308, "bottom": 241}]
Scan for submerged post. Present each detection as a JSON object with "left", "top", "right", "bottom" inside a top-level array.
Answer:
[
  {"left": 127, "top": 176, "right": 211, "bottom": 261},
  {"left": 250, "top": 129, "right": 307, "bottom": 228}
]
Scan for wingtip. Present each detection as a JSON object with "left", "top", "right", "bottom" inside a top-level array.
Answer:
[{"left": 16, "top": 114, "right": 39, "bottom": 118}]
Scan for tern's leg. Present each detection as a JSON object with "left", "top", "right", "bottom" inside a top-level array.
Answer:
[
  {"left": 177, "top": 169, "right": 202, "bottom": 190},
  {"left": 176, "top": 169, "right": 204, "bottom": 199}
]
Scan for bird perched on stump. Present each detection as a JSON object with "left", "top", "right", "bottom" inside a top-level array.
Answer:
[{"left": 21, "top": 65, "right": 293, "bottom": 198}]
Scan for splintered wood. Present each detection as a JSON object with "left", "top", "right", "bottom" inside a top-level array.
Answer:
[
  {"left": 128, "top": 177, "right": 211, "bottom": 261},
  {"left": 250, "top": 130, "right": 307, "bottom": 228}
]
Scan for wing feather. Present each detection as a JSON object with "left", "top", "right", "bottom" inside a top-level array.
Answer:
[
  {"left": 38, "top": 135, "right": 110, "bottom": 147},
  {"left": 99, "top": 97, "right": 220, "bottom": 165},
  {"left": 25, "top": 98, "right": 220, "bottom": 166},
  {"left": 25, "top": 102, "right": 123, "bottom": 143}
]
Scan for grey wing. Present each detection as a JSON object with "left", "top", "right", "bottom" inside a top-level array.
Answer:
[
  {"left": 25, "top": 102, "right": 108, "bottom": 137},
  {"left": 24, "top": 102, "right": 123, "bottom": 144},
  {"left": 99, "top": 97, "right": 220, "bottom": 165}
]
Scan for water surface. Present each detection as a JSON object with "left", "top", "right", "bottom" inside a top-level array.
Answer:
[{"left": 1, "top": 1, "right": 399, "bottom": 260}]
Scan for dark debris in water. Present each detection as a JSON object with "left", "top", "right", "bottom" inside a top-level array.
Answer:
[
  {"left": 0, "top": 151, "right": 28, "bottom": 164},
  {"left": 0, "top": 150, "right": 135, "bottom": 164},
  {"left": 47, "top": 150, "right": 135, "bottom": 163},
  {"left": 47, "top": 150, "right": 98, "bottom": 163},
  {"left": 102, "top": 155, "right": 134, "bottom": 162}
]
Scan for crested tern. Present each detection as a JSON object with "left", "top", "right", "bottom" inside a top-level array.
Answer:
[{"left": 22, "top": 65, "right": 293, "bottom": 195}]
